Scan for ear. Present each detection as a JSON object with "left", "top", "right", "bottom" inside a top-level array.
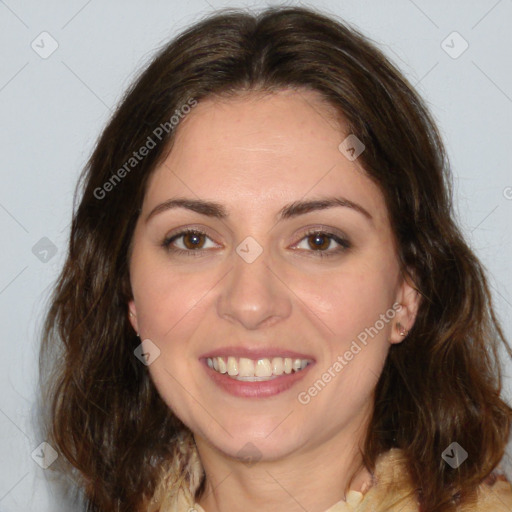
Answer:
[
  {"left": 389, "top": 274, "right": 421, "bottom": 345},
  {"left": 127, "top": 299, "right": 139, "bottom": 335}
]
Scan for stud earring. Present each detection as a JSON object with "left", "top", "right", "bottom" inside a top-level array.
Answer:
[
  {"left": 128, "top": 311, "right": 139, "bottom": 337},
  {"left": 396, "top": 322, "right": 409, "bottom": 337}
]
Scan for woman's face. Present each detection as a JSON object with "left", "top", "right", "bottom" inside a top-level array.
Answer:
[{"left": 128, "top": 89, "right": 418, "bottom": 461}]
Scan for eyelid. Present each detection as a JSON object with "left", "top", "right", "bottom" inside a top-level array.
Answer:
[
  {"left": 163, "top": 224, "right": 217, "bottom": 243},
  {"left": 160, "top": 227, "right": 220, "bottom": 256},
  {"left": 291, "top": 225, "right": 351, "bottom": 245},
  {"left": 289, "top": 226, "right": 351, "bottom": 255}
]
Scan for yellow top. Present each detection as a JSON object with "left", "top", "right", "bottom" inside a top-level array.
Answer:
[
  {"left": 151, "top": 447, "right": 512, "bottom": 512},
  {"left": 192, "top": 488, "right": 364, "bottom": 511}
]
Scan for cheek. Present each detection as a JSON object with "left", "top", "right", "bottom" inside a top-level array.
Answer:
[
  {"left": 130, "top": 257, "right": 214, "bottom": 417},
  {"left": 297, "top": 272, "right": 394, "bottom": 424},
  {"left": 295, "top": 260, "right": 398, "bottom": 344},
  {"left": 131, "top": 252, "right": 217, "bottom": 341}
]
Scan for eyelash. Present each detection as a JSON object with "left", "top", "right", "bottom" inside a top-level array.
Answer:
[
  {"left": 294, "top": 228, "right": 351, "bottom": 257},
  {"left": 161, "top": 229, "right": 218, "bottom": 258},
  {"left": 161, "top": 228, "right": 351, "bottom": 258}
]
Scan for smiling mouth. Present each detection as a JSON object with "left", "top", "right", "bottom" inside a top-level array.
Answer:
[{"left": 206, "top": 356, "right": 313, "bottom": 381}]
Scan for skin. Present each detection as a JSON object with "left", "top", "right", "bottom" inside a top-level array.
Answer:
[{"left": 128, "top": 89, "right": 420, "bottom": 512}]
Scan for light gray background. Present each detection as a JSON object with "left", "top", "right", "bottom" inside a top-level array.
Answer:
[{"left": 1, "top": 0, "right": 511, "bottom": 510}]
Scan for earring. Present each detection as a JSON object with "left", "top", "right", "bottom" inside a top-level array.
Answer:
[
  {"left": 128, "top": 312, "right": 139, "bottom": 337},
  {"left": 396, "top": 322, "right": 409, "bottom": 337}
]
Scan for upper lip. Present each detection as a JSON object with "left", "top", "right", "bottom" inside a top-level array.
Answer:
[{"left": 199, "top": 346, "right": 316, "bottom": 361}]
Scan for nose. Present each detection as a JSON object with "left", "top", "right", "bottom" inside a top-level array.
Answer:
[{"left": 216, "top": 248, "right": 292, "bottom": 330}]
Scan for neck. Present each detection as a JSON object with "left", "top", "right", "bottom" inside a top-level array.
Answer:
[{"left": 194, "top": 420, "right": 373, "bottom": 512}]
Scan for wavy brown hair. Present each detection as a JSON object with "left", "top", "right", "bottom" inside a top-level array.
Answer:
[{"left": 39, "top": 5, "right": 512, "bottom": 512}]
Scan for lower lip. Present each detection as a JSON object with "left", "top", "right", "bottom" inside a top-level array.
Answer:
[{"left": 201, "top": 359, "right": 315, "bottom": 398}]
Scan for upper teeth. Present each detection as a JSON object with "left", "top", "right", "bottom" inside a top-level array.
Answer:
[{"left": 206, "top": 356, "right": 312, "bottom": 379}]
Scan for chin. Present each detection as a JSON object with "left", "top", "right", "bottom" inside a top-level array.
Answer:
[
  {"left": 197, "top": 418, "right": 304, "bottom": 460},
  {"left": 220, "top": 436, "right": 297, "bottom": 464}
]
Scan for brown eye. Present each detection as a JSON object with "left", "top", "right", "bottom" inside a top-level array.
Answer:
[
  {"left": 182, "top": 231, "right": 206, "bottom": 250},
  {"left": 307, "top": 233, "right": 331, "bottom": 251},
  {"left": 161, "top": 229, "right": 219, "bottom": 256},
  {"left": 292, "top": 229, "right": 351, "bottom": 258}
]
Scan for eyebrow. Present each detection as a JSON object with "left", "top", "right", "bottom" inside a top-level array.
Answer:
[{"left": 145, "top": 196, "right": 373, "bottom": 223}]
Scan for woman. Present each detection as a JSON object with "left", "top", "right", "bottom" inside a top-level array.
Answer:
[{"left": 39, "top": 6, "right": 512, "bottom": 512}]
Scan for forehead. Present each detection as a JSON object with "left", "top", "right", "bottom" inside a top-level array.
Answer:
[
  {"left": 144, "top": 89, "right": 388, "bottom": 225},
  {"left": 166, "top": 88, "right": 345, "bottom": 174}
]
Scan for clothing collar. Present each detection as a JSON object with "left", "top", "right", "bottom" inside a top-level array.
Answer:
[{"left": 151, "top": 446, "right": 512, "bottom": 512}]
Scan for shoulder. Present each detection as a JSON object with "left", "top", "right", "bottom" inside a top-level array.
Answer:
[
  {"left": 362, "top": 449, "right": 512, "bottom": 512},
  {"left": 358, "top": 449, "right": 420, "bottom": 510},
  {"left": 471, "top": 472, "right": 512, "bottom": 512}
]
